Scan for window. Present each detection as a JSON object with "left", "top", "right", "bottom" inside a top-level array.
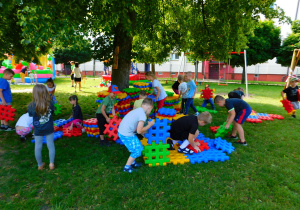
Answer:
[
  {"left": 171, "top": 72, "right": 176, "bottom": 75},
  {"left": 171, "top": 53, "right": 179, "bottom": 60},
  {"left": 158, "top": 72, "right": 163, "bottom": 75}
]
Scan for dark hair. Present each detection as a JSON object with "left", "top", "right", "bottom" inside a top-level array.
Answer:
[
  {"left": 214, "top": 95, "right": 225, "bottom": 103},
  {"left": 3, "top": 68, "right": 15, "bottom": 75},
  {"left": 69, "top": 95, "right": 78, "bottom": 104},
  {"left": 142, "top": 98, "right": 154, "bottom": 106},
  {"left": 75, "top": 62, "right": 79, "bottom": 68},
  {"left": 139, "top": 90, "right": 147, "bottom": 96},
  {"left": 46, "top": 77, "right": 54, "bottom": 85}
]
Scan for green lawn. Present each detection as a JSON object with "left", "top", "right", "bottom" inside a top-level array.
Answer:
[{"left": 0, "top": 78, "right": 299, "bottom": 209}]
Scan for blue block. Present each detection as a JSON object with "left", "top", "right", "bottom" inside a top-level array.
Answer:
[
  {"left": 184, "top": 149, "right": 230, "bottom": 164},
  {"left": 145, "top": 119, "right": 170, "bottom": 144},
  {"left": 147, "top": 95, "right": 157, "bottom": 102},
  {"left": 213, "top": 137, "right": 235, "bottom": 154},
  {"left": 115, "top": 139, "right": 124, "bottom": 145},
  {"left": 158, "top": 107, "right": 176, "bottom": 116}
]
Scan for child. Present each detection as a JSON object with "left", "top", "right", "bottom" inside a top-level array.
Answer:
[
  {"left": 96, "top": 84, "right": 120, "bottom": 146},
  {"left": 178, "top": 74, "right": 187, "bottom": 114},
  {"left": 46, "top": 78, "right": 57, "bottom": 103},
  {"left": 214, "top": 95, "right": 252, "bottom": 145},
  {"left": 172, "top": 76, "right": 181, "bottom": 94},
  {"left": 63, "top": 95, "right": 84, "bottom": 132},
  {"left": 20, "top": 66, "right": 28, "bottom": 83},
  {"left": 73, "top": 62, "right": 82, "bottom": 92},
  {"left": 145, "top": 71, "right": 167, "bottom": 109},
  {"left": 134, "top": 90, "right": 147, "bottom": 109},
  {"left": 15, "top": 113, "right": 33, "bottom": 142},
  {"left": 169, "top": 111, "right": 212, "bottom": 154},
  {"left": 70, "top": 61, "right": 75, "bottom": 87},
  {"left": 118, "top": 98, "right": 155, "bottom": 173},
  {"left": 228, "top": 87, "right": 245, "bottom": 99},
  {"left": 28, "top": 84, "right": 55, "bottom": 170},
  {"left": 29, "top": 71, "right": 35, "bottom": 85},
  {"left": 33, "top": 70, "right": 38, "bottom": 84},
  {"left": 281, "top": 77, "right": 299, "bottom": 118},
  {"left": 201, "top": 84, "right": 215, "bottom": 110},
  {"left": 184, "top": 72, "right": 199, "bottom": 115},
  {"left": 0, "top": 68, "right": 15, "bottom": 131}
]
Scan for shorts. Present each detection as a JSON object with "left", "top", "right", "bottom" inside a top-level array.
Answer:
[
  {"left": 291, "top": 101, "right": 299, "bottom": 110},
  {"left": 0, "top": 102, "right": 11, "bottom": 105},
  {"left": 96, "top": 113, "right": 108, "bottom": 135},
  {"left": 118, "top": 132, "right": 143, "bottom": 158},
  {"left": 16, "top": 124, "right": 34, "bottom": 136},
  {"left": 71, "top": 74, "right": 74, "bottom": 80},
  {"left": 157, "top": 97, "right": 166, "bottom": 109},
  {"left": 235, "top": 107, "right": 252, "bottom": 124},
  {"left": 75, "top": 78, "right": 81, "bottom": 82}
]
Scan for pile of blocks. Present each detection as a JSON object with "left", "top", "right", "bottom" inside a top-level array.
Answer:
[
  {"left": 133, "top": 82, "right": 150, "bottom": 91},
  {"left": 83, "top": 118, "right": 99, "bottom": 138},
  {"left": 156, "top": 107, "right": 177, "bottom": 123},
  {"left": 246, "top": 110, "right": 284, "bottom": 123}
]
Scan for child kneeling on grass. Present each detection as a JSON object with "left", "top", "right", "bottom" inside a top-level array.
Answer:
[
  {"left": 15, "top": 113, "right": 33, "bottom": 142},
  {"left": 214, "top": 95, "right": 252, "bottom": 146},
  {"left": 169, "top": 111, "right": 212, "bottom": 154},
  {"left": 118, "top": 98, "right": 155, "bottom": 173}
]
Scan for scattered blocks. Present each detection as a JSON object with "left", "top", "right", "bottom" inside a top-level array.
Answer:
[
  {"left": 54, "top": 118, "right": 73, "bottom": 127},
  {"left": 268, "top": 114, "right": 284, "bottom": 120},
  {"left": 196, "top": 106, "right": 217, "bottom": 114},
  {"left": 213, "top": 137, "right": 235, "bottom": 154},
  {"left": 168, "top": 150, "right": 190, "bottom": 165},
  {"left": 186, "top": 139, "right": 209, "bottom": 153},
  {"left": 144, "top": 142, "right": 170, "bottom": 167},
  {"left": 184, "top": 149, "right": 229, "bottom": 164},
  {"left": 210, "top": 126, "right": 219, "bottom": 133},
  {"left": 103, "top": 115, "right": 121, "bottom": 141},
  {"left": 63, "top": 127, "right": 82, "bottom": 137},
  {"left": 54, "top": 103, "right": 62, "bottom": 115},
  {"left": 215, "top": 122, "right": 232, "bottom": 138},
  {"left": 0, "top": 105, "right": 16, "bottom": 122},
  {"left": 145, "top": 119, "right": 170, "bottom": 144}
]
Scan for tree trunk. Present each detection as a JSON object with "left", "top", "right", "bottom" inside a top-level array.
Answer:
[
  {"left": 194, "top": 60, "right": 199, "bottom": 82},
  {"left": 241, "top": 65, "right": 245, "bottom": 84},
  {"left": 151, "top": 63, "right": 155, "bottom": 74}
]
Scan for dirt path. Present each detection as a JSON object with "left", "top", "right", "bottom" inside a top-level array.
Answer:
[{"left": 11, "top": 89, "right": 33, "bottom": 93}]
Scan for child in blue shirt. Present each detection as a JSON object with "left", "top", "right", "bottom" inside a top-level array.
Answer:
[
  {"left": 0, "top": 68, "right": 15, "bottom": 131},
  {"left": 214, "top": 95, "right": 252, "bottom": 146},
  {"left": 118, "top": 98, "right": 155, "bottom": 173},
  {"left": 185, "top": 72, "right": 199, "bottom": 115}
]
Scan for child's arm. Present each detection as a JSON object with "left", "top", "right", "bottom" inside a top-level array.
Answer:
[
  {"left": 225, "top": 110, "right": 235, "bottom": 129},
  {"left": 112, "top": 107, "right": 116, "bottom": 116},
  {"left": 137, "top": 120, "right": 155, "bottom": 134},
  {"left": 101, "top": 105, "right": 110, "bottom": 123},
  {"left": 281, "top": 90, "right": 286, "bottom": 100},
  {"left": 52, "top": 87, "right": 56, "bottom": 95},
  {"left": 0, "top": 89, "right": 7, "bottom": 105},
  {"left": 192, "top": 87, "right": 197, "bottom": 98},
  {"left": 155, "top": 87, "right": 161, "bottom": 101},
  {"left": 188, "top": 133, "right": 201, "bottom": 152}
]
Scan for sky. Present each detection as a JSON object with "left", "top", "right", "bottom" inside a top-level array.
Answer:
[{"left": 275, "top": 0, "right": 299, "bottom": 39}]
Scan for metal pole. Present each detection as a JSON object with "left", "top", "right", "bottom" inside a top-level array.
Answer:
[
  {"left": 244, "top": 50, "right": 249, "bottom": 97},
  {"left": 296, "top": 0, "right": 300, "bottom": 20},
  {"left": 93, "top": 59, "right": 96, "bottom": 77}
]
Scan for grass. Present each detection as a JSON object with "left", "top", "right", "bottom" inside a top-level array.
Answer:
[{"left": 0, "top": 78, "right": 299, "bottom": 209}]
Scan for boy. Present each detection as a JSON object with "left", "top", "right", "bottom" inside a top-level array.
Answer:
[
  {"left": 214, "top": 95, "right": 252, "bottom": 146},
  {"left": 201, "top": 84, "right": 215, "bottom": 110},
  {"left": 70, "top": 61, "right": 75, "bottom": 87},
  {"left": 96, "top": 84, "right": 120, "bottom": 146},
  {"left": 281, "top": 77, "right": 299, "bottom": 118},
  {"left": 177, "top": 75, "right": 187, "bottom": 114},
  {"left": 169, "top": 111, "right": 212, "bottom": 154},
  {"left": 0, "top": 68, "right": 15, "bottom": 131},
  {"left": 184, "top": 72, "right": 199, "bottom": 116},
  {"left": 228, "top": 87, "right": 245, "bottom": 99},
  {"left": 133, "top": 90, "right": 147, "bottom": 109},
  {"left": 118, "top": 98, "right": 155, "bottom": 173}
]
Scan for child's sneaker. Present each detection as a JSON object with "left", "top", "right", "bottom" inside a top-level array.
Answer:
[
  {"left": 228, "top": 135, "right": 238, "bottom": 140},
  {"left": 3, "top": 126, "right": 15, "bottom": 131},
  {"left": 131, "top": 162, "right": 142, "bottom": 168},
  {"left": 123, "top": 165, "right": 134, "bottom": 173},
  {"left": 292, "top": 114, "right": 296, "bottom": 118},
  {"left": 234, "top": 140, "right": 247, "bottom": 146},
  {"left": 194, "top": 112, "right": 200, "bottom": 116},
  {"left": 178, "top": 147, "right": 194, "bottom": 154}
]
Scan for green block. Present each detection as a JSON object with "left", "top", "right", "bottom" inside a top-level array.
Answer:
[
  {"left": 165, "top": 91, "right": 174, "bottom": 97},
  {"left": 54, "top": 103, "right": 62, "bottom": 115},
  {"left": 144, "top": 142, "right": 170, "bottom": 167},
  {"left": 196, "top": 106, "right": 217, "bottom": 114},
  {"left": 215, "top": 122, "right": 233, "bottom": 138}
]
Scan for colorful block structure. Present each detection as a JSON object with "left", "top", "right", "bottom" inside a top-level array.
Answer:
[
  {"left": 0, "top": 105, "right": 16, "bottom": 122},
  {"left": 103, "top": 115, "right": 122, "bottom": 141}
]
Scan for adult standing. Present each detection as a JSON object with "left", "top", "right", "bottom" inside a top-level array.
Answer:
[
  {"left": 74, "top": 62, "right": 82, "bottom": 92},
  {"left": 70, "top": 61, "right": 75, "bottom": 87},
  {"left": 20, "top": 66, "right": 28, "bottom": 84}
]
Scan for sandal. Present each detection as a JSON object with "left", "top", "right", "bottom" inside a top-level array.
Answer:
[
  {"left": 38, "top": 162, "right": 45, "bottom": 170},
  {"left": 49, "top": 163, "right": 55, "bottom": 170},
  {"left": 178, "top": 147, "right": 194, "bottom": 155}
]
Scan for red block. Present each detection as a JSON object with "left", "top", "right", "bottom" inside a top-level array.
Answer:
[
  {"left": 268, "top": 114, "right": 284, "bottom": 120},
  {"left": 0, "top": 105, "right": 16, "bottom": 122},
  {"left": 280, "top": 99, "right": 295, "bottom": 114},
  {"left": 210, "top": 126, "right": 219, "bottom": 133},
  {"left": 201, "top": 88, "right": 213, "bottom": 100},
  {"left": 246, "top": 118, "right": 262, "bottom": 123},
  {"left": 187, "top": 139, "right": 209, "bottom": 153},
  {"left": 54, "top": 126, "right": 63, "bottom": 132},
  {"left": 83, "top": 118, "right": 98, "bottom": 126},
  {"left": 103, "top": 115, "right": 122, "bottom": 141},
  {"left": 258, "top": 116, "right": 274, "bottom": 121},
  {"left": 63, "top": 127, "right": 82, "bottom": 137}
]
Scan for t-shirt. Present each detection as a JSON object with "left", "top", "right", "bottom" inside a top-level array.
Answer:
[
  {"left": 21, "top": 66, "right": 27, "bottom": 74},
  {"left": 96, "top": 96, "right": 115, "bottom": 114},
  {"left": 186, "top": 80, "right": 197, "bottom": 98},
  {"left": 29, "top": 72, "right": 34, "bottom": 79},
  {"left": 74, "top": 67, "right": 81, "bottom": 78},
  {"left": 0, "top": 78, "right": 12, "bottom": 103},
  {"left": 16, "top": 113, "right": 33, "bottom": 127},
  {"left": 46, "top": 84, "right": 56, "bottom": 93},
  {"left": 134, "top": 99, "right": 144, "bottom": 109},
  {"left": 72, "top": 104, "right": 83, "bottom": 121},
  {"left": 27, "top": 101, "right": 55, "bottom": 136},
  {"left": 118, "top": 107, "right": 147, "bottom": 136},
  {"left": 71, "top": 65, "right": 75, "bottom": 74},
  {"left": 228, "top": 90, "right": 244, "bottom": 99},
  {"left": 225, "top": 98, "right": 251, "bottom": 114},
  {"left": 178, "top": 82, "right": 188, "bottom": 98},
  {"left": 170, "top": 115, "right": 198, "bottom": 140},
  {"left": 152, "top": 79, "right": 167, "bottom": 101},
  {"left": 172, "top": 81, "right": 180, "bottom": 90},
  {"left": 283, "top": 86, "right": 299, "bottom": 102}
]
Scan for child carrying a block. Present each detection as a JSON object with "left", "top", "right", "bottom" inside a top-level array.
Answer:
[{"left": 281, "top": 77, "right": 299, "bottom": 118}]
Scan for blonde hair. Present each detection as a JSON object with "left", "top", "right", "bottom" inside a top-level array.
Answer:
[
  {"left": 32, "top": 84, "right": 51, "bottom": 116},
  {"left": 178, "top": 75, "right": 183, "bottom": 81},
  {"left": 145, "top": 71, "right": 156, "bottom": 79},
  {"left": 197, "top": 111, "right": 212, "bottom": 124}
]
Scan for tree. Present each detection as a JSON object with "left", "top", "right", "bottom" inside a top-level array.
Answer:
[{"left": 229, "top": 20, "right": 281, "bottom": 83}]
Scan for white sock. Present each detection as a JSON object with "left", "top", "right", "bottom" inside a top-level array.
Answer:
[
  {"left": 179, "top": 140, "right": 190, "bottom": 149},
  {"left": 172, "top": 140, "right": 179, "bottom": 145}
]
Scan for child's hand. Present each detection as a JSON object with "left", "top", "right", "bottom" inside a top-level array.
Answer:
[
  {"left": 195, "top": 141, "right": 200, "bottom": 146},
  {"left": 149, "top": 120, "right": 155, "bottom": 127},
  {"left": 193, "top": 146, "right": 201, "bottom": 153},
  {"left": 68, "top": 125, "right": 73, "bottom": 130},
  {"left": 225, "top": 124, "right": 230, "bottom": 129},
  {"left": 106, "top": 118, "right": 110, "bottom": 123}
]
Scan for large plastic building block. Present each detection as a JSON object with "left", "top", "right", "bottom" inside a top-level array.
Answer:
[
  {"left": 215, "top": 122, "right": 232, "bottom": 138},
  {"left": 103, "top": 115, "right": 121, "bottom": 141},
  {"left": 186, "top": 139, "right": 209, "bottom": 153},
  {"left": 196, "top": 106, "right": 217, "bottom": 114},
  {"left": 147, "top": 95, "right": 157, "bottom": 102},
  {"left": 184, "top": 149, "right": 229, "bottom": 164},
  {"left": 268, "top": 114, "right": 284, "bottom": 120},
  {"left": 54, "top": 103, "right": 62, "bottom": 115},
  {"left": 0, "top": 105, "right": 16, "bottom": 122},
  {"left": 31, "top": 131, "right": 63, "bottom": 144},
  {"left": 144, "top": 119, "right": 170, "bottom": 144},
  {"left": 63, "top": 127, "right": 82, "bottom": 137},
  {"left": 54, "top": 118, "right": 73, "bottom": 127},
  {"left": 157, "top": 107, "right": 176, "bottom": 117},
  {"left": 168, "top": 150, "right": 190, "bottom": 165},
  {"left": 280, "top": 99, "right": 296, "bottom": 115},
  {"left": 200, "top": 88, "right": 214, "bottom": 100},
  {"left": 246, "top": 118, "right": 262, "bottom": 123},
  {"left": 213, "top": 137, "right": 235, "bottom": 154},
  {"left": 143, "top": 142, "right": 170, "bottom": 167},
  {"left": 210, "top": 126, "right": 219, "bottom": 133}
]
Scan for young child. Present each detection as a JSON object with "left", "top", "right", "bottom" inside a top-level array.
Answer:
[
  {"left": 178, "top": 74, "right": 187, "bottom": 114},
  {"left": 118, "top": 98, "right": 155, "bottom": 173},
  {"left": 73, "top": 62, "right": 82, "bottom": 92},
  {"left": 15, "top": 113, "right": 33, "bottom": 142},
  {"left": 169, "top": 111, "right": 212, "bottom": 154},
  {"left": 28, "top": 84, "right": 55, "bottom": 170},
  {"left": 133, "top": 90, "right": 147, "bottom": 109},
  {"left": 0, "top": 68, "right": 15, "bottom": 131},
  {"left": 145, "top": 71, "right": 167, "bottom": 109},
  {"left": 70, "top": 61, "right": 75, "bottom": 87},
  {"left": 201, "top": 84, "right": 215, "bottom": 110},
  {"left": 172, "top": 76, "right": 181, "bottom": 94},
  {"left": 46, "top": 78, "right": 57, "bottom": 103},
  {"left": 214, "top": 95, "right": 252, "bottom": 145},
  {"left": 63, "top": 95, "right": 84, "bottom": 132},
  {"left": 20, "top": 66, "right": 28, "bottom": 83},
  {"left": 228, "top": 87, "right": 245, "bottom": 99},
  {"left": 96, "top": 84, "right": 120, "bottom": 146},
  {"left": 29, "top": 71, "right": 35, "bottom": 85},
  {"left": 33, "top": 70, "right": 38, "bottom": 84},
  {"left": 281, "top": 77, "right": 299, "bottom": 118},
  {"left": 184, "top": 72, "right": 199, "bottom": 115}
]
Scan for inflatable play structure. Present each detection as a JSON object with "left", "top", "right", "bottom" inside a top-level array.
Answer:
[{"left": 0, "top": 54, "right": 55, "bottom": 83}]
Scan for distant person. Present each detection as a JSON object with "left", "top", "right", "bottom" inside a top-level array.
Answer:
[
  {"left": 172, "top": 75, "right": 183, "bottom": 94},
  {"left": 73, "top": 62, "right": 82, "bottom": 92},
  {"left": 178, "top": 74, "right": 187, "bottom": 114},
  {"left": 70, "top": 61, "right": 75, "bottom": 87},
  {"left": 145, "top": 72, "right": 167, "bottom": 109},
  {"left": 184, "top": 72, "right": 199, "bottom": 116},
  {"left": 46, "top": 78, "right": 57, "bottom": 103},
  {"left": 28, "top": 71, "right": 35, "bottom": 85},
  {"left": 201, "top": 84, "right": 215, "bottom": 110},
  {"left": 281, "top": 77, "right": 299, "bottom": 118},
  {"left": 20, "top": 66, "right": 28, "bottom": 83},
  {"left": 228, "top": 87, "right": 245, "bottom": 99}
]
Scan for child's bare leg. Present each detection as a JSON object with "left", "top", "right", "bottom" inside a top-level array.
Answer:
[
  {"left": 1, "top": 120, "right": 8, "bottom": 126},
  {"left": 125, "top": 156, "right": 136, "bottom": 166},
  {"left": 79, "top": 82, "right": 81, "bottom": 91},
  {"left": 231, "top": 121, "right": 238, "bottom": 137},
  {"left": 236, "top": 123, "right": 246, "bottom": 142},
  {"left": 100, "top": 134, "right": 105, "bottom": 141},
  {"left": 74, "top": 83, "right": 77, "bottom": 92}
]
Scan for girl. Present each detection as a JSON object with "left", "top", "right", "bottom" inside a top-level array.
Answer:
[
  {"left": 145, "top": 71, "right": 167, "bottom": 109},
  {"left": 28, "top": 84, "right": 55, "bottom": 170},
  {"left": 29, "top": 71, "right": 35, "bottom": 85},
  {"left": 46, "top": 78, "right": 57, "bottom": 103},
  {"left": 73, "top": 62, "right": 82, "bottom": 92},
  {"left": 15, "top": 113, "right": 33, "bottom": 142},
  {"left": 63, "top": 95, "right": 84, "bottom": 132}
]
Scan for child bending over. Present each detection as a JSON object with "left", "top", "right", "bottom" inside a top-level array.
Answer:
[{"left": 16, "top": 113, "right": 33, "bottom": 142}]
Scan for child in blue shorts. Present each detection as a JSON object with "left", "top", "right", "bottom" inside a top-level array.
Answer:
[
  {"left": 214, "top": 95, "right": 252, "bottom": 146},
  {"left": 118, "top": 98, "right": 155, "bottom": 173}
]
